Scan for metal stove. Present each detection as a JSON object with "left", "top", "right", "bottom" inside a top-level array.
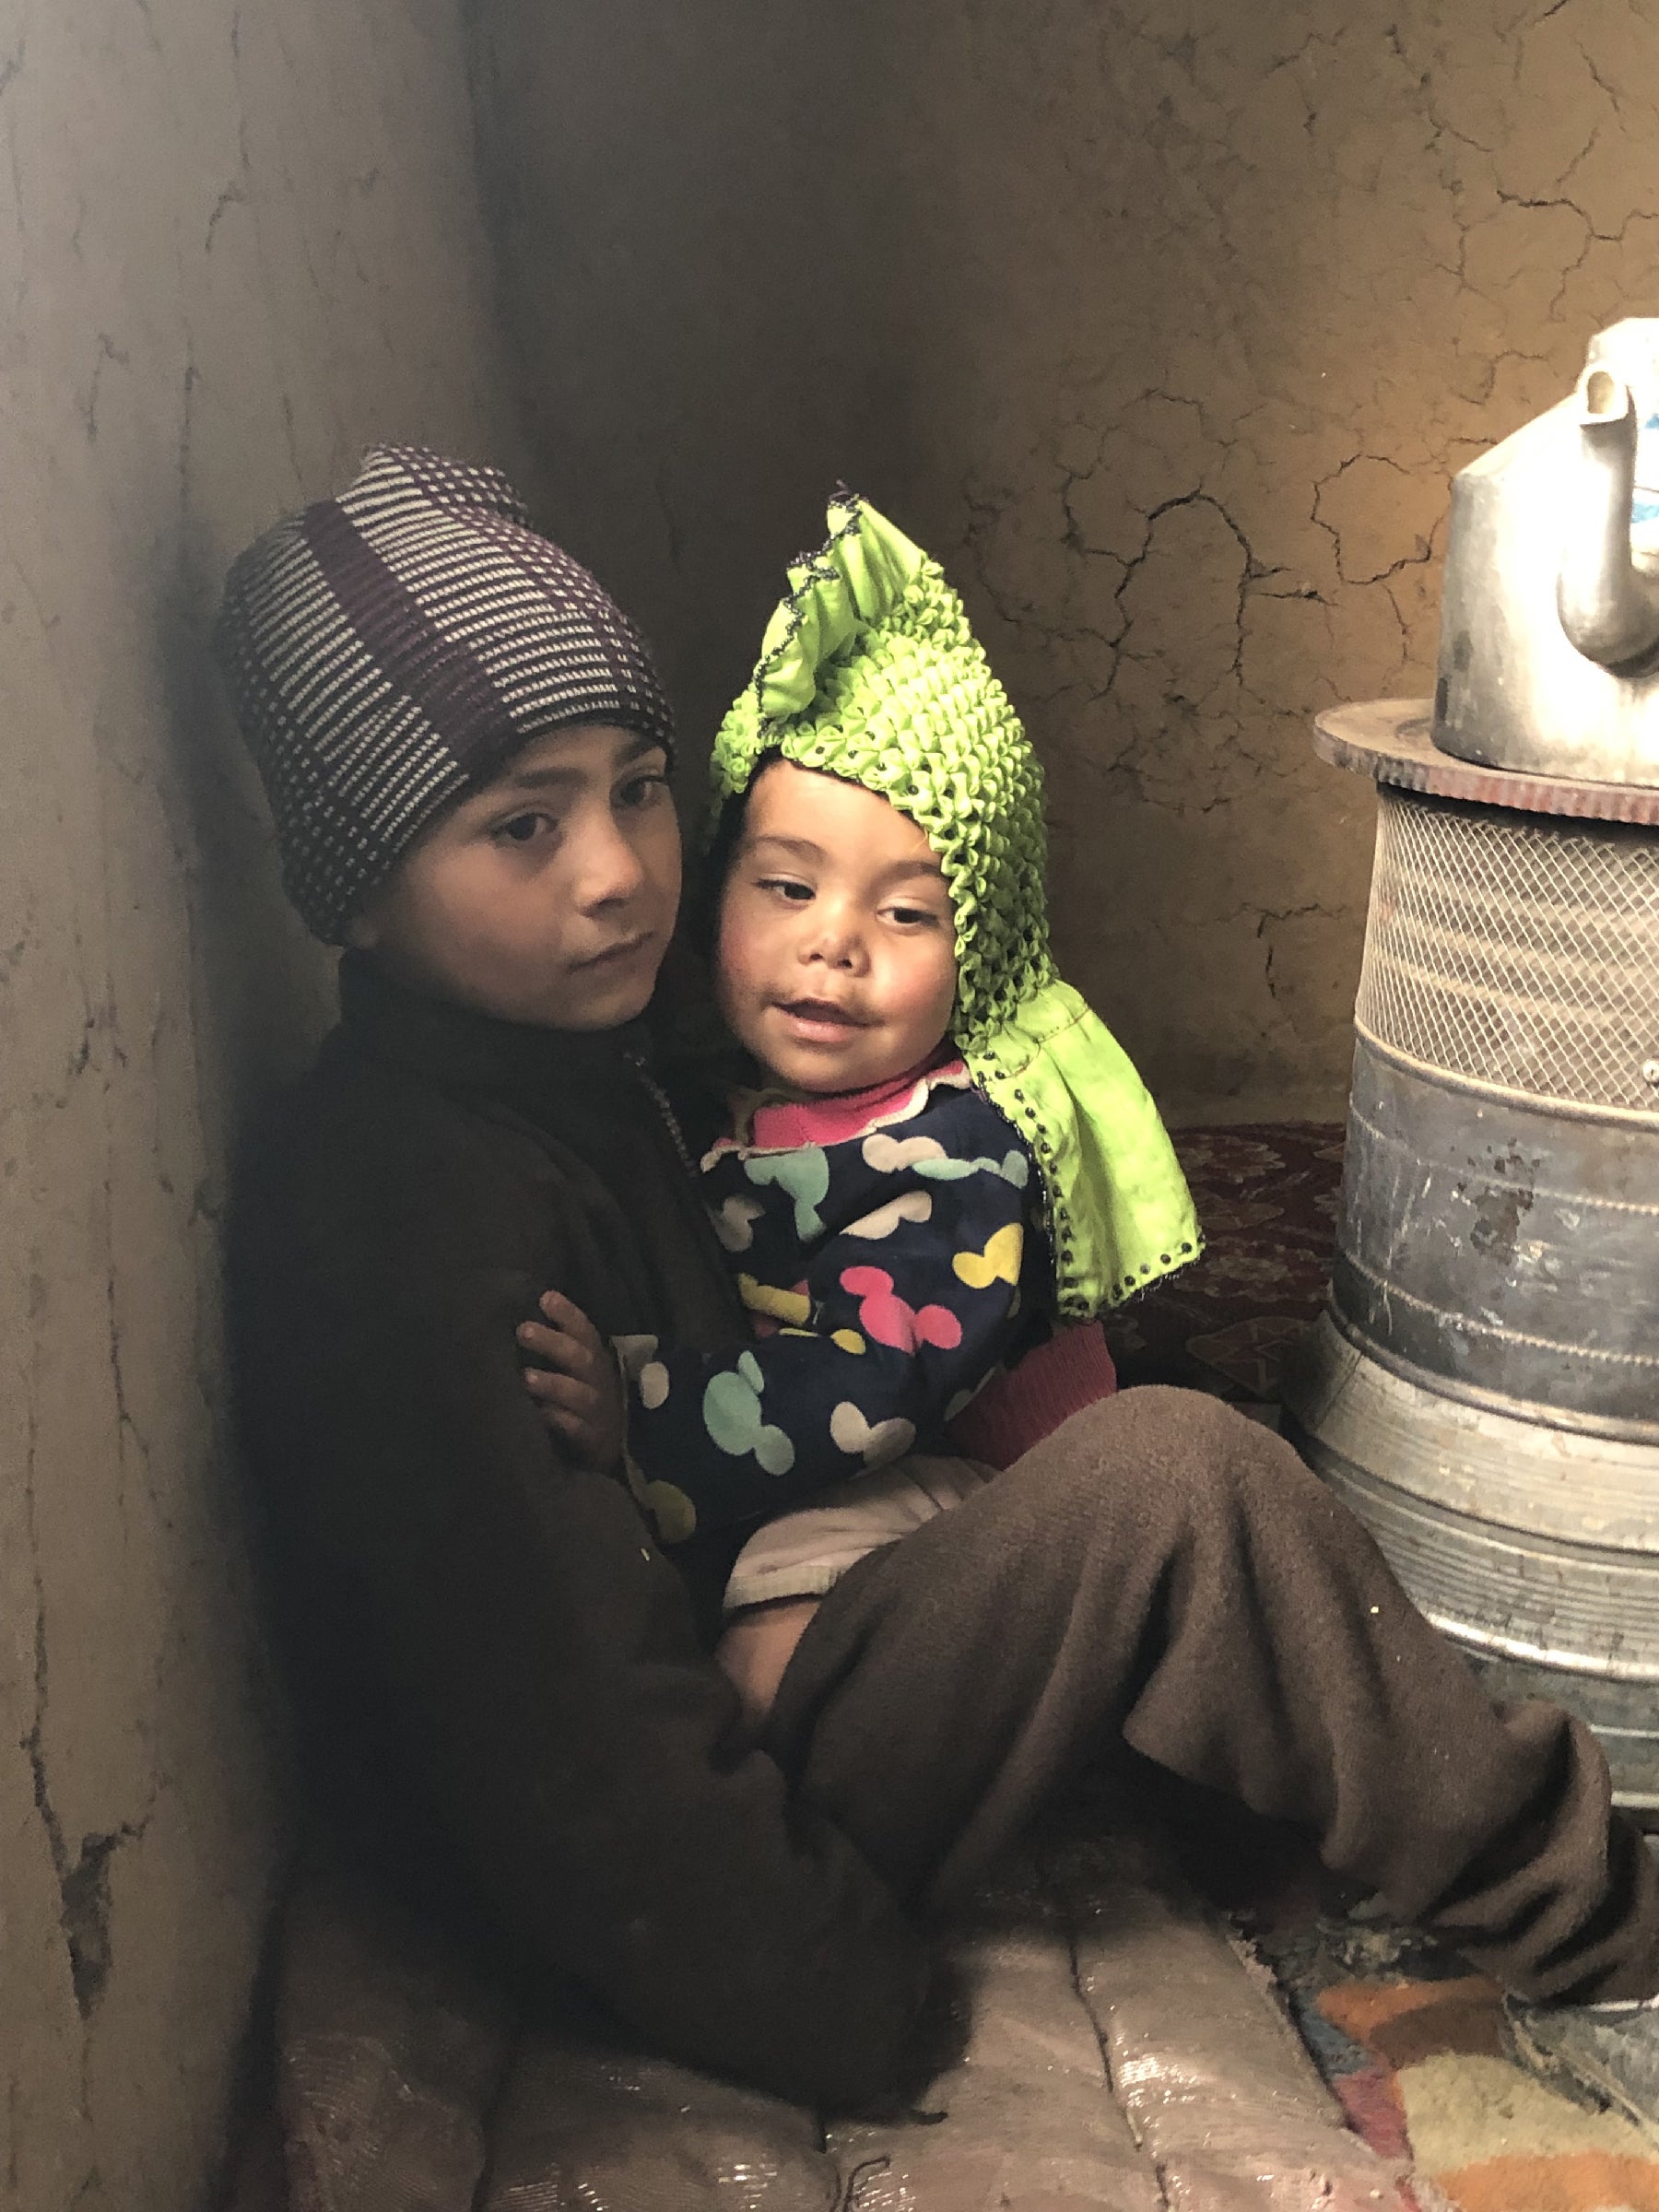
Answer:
[{"left": 1282, "top": 319, "right": 1659, "bottom": 1806}]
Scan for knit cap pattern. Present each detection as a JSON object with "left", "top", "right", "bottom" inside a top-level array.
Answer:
[
  {"left": 712, "top": 490, "right": 1201, "bottom": 1316},
  {"left": 217, "top": 445, "right": 674, "bottom": 941}
]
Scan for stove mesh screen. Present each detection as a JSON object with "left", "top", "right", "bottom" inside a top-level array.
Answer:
[{"left": 1356, "top": 789, "right": 1659, "bottom": 1120}]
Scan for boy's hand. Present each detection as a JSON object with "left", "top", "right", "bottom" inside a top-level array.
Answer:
[{"left": 519, "top": 1291, "right": 626, "bottom": 1471}]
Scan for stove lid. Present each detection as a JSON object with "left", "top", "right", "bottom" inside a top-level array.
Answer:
[{"left": 1315, "top": 699, "right": 1659, "bottom": 826}]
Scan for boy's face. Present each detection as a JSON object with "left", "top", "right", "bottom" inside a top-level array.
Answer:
[
  {"left": 349, "top": 723, "right": 680, "bottom": 1030},
  {"left": 716, "top": 761, "right": 959, "bottom": 1095}
]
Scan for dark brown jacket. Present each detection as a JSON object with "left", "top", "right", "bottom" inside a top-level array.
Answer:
[{"left": 231, "top": 956, "right": 932, "bottom": 2106}]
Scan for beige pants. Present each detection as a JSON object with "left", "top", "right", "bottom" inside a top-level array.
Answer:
[{"left": 724, "top": 1455, "right": 994, "bottom": 1613}]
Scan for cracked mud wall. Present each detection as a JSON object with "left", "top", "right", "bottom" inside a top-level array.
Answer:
[
  {"left": 472, "top": 0, "right": 1659, "bottom": 1119},
  {"left": 0, "top": 6, "right": 524, "bottom": 2206}
]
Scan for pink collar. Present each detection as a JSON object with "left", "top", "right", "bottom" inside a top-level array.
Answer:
[{"left": 721, "top": 1053, "right": 970, "bottom": 1158}]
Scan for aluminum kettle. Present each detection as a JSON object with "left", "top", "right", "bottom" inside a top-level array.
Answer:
[{"left": 1435, "top": 317, "right": 1659, "bottom": 789}]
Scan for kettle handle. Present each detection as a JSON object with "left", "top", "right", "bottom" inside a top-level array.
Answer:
[{"left": 1557, "top": 368, "right": 1659, "bottom": 668}]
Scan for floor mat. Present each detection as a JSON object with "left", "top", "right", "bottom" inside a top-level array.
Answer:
[{"left": 1250, "top": 1911, "right": 1659, "bottom": 2211}]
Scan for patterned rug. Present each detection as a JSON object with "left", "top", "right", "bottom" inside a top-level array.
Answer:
[
  {"left": 1127, "top": 1125, "right": 1659, "bottom": 2208},
  {"left": 1100, "top": 1121, "right": 1347, "bottom": 1402},
  {"left": 1253, "top": 1911, "right": 1659, "bottom": 2212}
]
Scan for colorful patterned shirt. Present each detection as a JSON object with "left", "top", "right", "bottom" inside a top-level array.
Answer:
[{"left": 616, "top": 1058, "right": 1052, "bottom": 1546}]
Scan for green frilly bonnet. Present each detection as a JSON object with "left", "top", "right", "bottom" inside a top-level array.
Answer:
[{"left": 710, "top": 490, "right": 1201, "bottom": 1317}]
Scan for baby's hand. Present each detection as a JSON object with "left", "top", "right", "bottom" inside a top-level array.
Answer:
[{"left": 518, "top": 1291, "right": 626, "bottom": 1471}]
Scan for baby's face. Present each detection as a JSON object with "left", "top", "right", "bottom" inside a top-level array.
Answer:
[{"left": 715, "top": 762, "right": 959, "bottom": 1095}]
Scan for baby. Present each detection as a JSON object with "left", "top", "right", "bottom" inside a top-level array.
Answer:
[{"left": 519, "top": 492, "right": 1201, "bottom": 1707}]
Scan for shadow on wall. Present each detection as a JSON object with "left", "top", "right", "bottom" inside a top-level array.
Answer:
[
  {"left": 162, "top": 540, "right": 334, "bottom": 1135},
  {"left": 469, "top": 0, "right": 1659, "bottom": 1123},
  {"left": 465, "top": 0, "right": 928, "bottom": 743}
]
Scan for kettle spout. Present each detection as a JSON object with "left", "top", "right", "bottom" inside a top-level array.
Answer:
[{"left": 1556, "top": 367, "right": 1659, "bottom": 668}]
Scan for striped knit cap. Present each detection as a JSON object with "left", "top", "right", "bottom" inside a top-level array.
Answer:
[
  {"left": 216, "top": 445, "right": 674, "bottom": 941},
  {"left": 712, "top": 490, "right": 1201, "bottom": 1316}
]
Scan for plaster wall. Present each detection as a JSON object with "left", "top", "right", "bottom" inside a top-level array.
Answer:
[
  {"left": 0, "top": 5, "right": 524, "bottom": 2205},
  {"left": 472, "top": 0, "right": 1659, "bottom": 1121}
]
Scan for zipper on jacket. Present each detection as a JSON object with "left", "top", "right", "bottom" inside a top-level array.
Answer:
[
  {"left": 623, "top": 1049, "right": 749, "bottom": 1331},
  {"left": 623, "top": 1049, "right": 697, "bottom": 1177}
]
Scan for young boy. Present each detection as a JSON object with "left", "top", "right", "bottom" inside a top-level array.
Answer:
[
  {"left": 517, "top": 496, "right": 1196, "bottom": 1648},
  {"left": 221, "top": 446, "right": 1659, "bottom": 2143}
]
